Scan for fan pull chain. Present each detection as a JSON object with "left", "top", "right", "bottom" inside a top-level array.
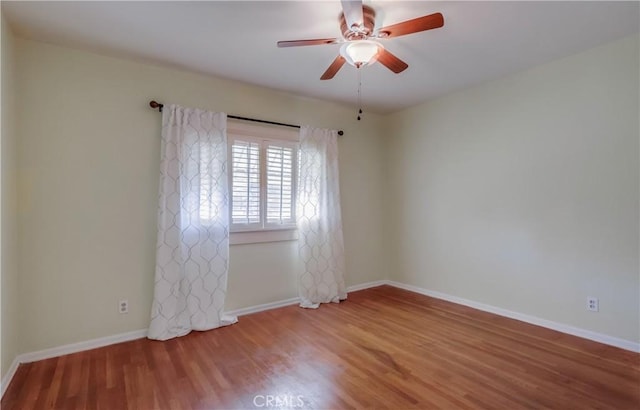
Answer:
[{"left": 357, "top": 67, "right": 363, "bottom": 121}]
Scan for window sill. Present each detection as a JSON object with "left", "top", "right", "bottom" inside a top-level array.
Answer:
[{"left": 230, "top": 229, "right": 298, "bottom": 245}]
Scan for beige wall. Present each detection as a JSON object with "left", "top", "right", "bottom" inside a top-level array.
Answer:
[
  {"left": 1, "top": 14, "right": 20, "bottom": 380},
  {"left": 14, "top": 38, "right": 388, "bottom": 353},
  {"left": 385, "top": 34, "right": 640, "bottom": 343}
]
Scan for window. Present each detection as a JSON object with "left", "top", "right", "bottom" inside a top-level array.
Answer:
[{"left": 228, "top": 121, "right": 299, "bottom": 243}]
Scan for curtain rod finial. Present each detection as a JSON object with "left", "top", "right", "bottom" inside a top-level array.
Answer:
[{"left": 149, "top": 100, "right": 163, "bottom": 112}]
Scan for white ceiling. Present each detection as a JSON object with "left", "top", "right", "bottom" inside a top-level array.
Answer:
[{"left": 3, "top": 1, "right": 639, "bottom": 113}]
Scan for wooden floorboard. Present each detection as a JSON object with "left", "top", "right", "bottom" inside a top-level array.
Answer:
[{"left": 3, "top": 285, "right": 639, "bottom": 409}]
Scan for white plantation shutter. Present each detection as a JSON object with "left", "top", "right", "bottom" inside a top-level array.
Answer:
[
  {"left": 266, "top": 144, "right": 296, "bottom": 226},
  {"left": 228, "top": 130, "right": 298, "bottom": 233},
  {"left": 231, "top": 140, "right": 261, "bottom": 226}
]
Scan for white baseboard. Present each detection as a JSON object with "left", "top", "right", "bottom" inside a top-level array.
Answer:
[
  {"left": 0, "top": 356, "right": 20, "bottom": 398},
  {"left": 3, "top": 278, "right": 635, "bottom": 400},
  {"left": 386, "top": 280, "right": 640, "bottom": 353},
  {"left": 346, "top": 280, "right": 388, "bottom": 292},
  {"left": 0, "top": 328, "right": 147, "bottom": 399},
  {"left": 0, "top": 280, "right": 385, "bottom": 399},
  {"left": 225, "top": 297, "right": 300, "bottom": 317},
  {"left": 20, "top": 329, "right": 148, "bottom": 364},
  {"left": 223, "top": 280, "right": 387, "bottom": 317}
]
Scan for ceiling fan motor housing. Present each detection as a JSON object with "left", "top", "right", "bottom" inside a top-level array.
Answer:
[{"left": 340, "top": 5, "right": 376, "bottom": 40}]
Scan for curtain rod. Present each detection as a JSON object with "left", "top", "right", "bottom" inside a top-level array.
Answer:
[{"left": 149, "top": 101, "right": 344, "bottom": 136}]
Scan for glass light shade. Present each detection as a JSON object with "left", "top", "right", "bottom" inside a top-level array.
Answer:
[{"left": 340, "top": 40, "right": 383, "bottom": 67}]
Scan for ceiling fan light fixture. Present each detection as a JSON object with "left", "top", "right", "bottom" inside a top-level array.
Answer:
[{"left": 340, "top": 40, "right": 383, "bottom": 67}]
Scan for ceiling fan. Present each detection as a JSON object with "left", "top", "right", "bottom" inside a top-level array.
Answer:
[{"left": 277, "top": 0, "right": 444, "bottom": 80}]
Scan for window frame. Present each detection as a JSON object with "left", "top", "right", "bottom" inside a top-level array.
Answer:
[{"left": 227, "top": 120, "right": 299, "bottom": 244}]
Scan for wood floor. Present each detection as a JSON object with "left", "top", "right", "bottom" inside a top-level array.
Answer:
[{"left": 3, "top": 286, "right": 639, "bottom": 409}]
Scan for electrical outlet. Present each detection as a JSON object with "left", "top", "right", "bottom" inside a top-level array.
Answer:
[
  {"left": 119, "top": 299, "right": 129, "bottom": 314},
  {"left": 587, "top": 297, "right": 599, "bottom": 312}
]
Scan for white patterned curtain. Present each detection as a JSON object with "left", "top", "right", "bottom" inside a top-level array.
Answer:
[
  {"left": 148, "top": 104, "right": 237, "bottom": 341},
  {"left": 297, "top": 126, "right": 347, "bottom": 308}
]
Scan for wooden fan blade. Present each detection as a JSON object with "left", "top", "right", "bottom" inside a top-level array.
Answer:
[
  {"left": 377, "top": 49, "right": 408, "bottom": 74},
  {"left": 321, "top": 55, "right": 346, "bottom": 80},
  {"left": 341, "top": 0, "right": 364, "bottom": 30},
  {"left": 378, "top": 12, "right": 444, "bottom": 38},
  {"left": 277, "top": 38, "right": 339, "bottom": 48}
]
